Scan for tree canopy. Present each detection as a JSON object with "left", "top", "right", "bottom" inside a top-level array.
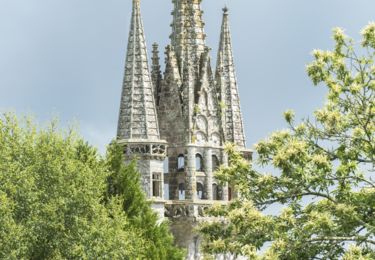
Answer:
[
  {"left": 199, "top": 23, "right": 375, "bottom": 259},
  {"left": 0, "top": 114, "right": 183, "bottom": 259}
]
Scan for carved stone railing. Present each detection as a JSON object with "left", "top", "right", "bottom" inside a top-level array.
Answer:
[
  {"left": 118, "top": 139, "right": 167, "bottom": 160},
  {"left": 164, "top": 200, "right": 228, "bottom": 220}
]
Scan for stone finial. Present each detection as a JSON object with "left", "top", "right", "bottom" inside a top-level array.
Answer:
[{"left": 222, "top": 5, "right": 229, "bottom": 14}]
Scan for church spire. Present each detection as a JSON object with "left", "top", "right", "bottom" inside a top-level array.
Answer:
[
  {"left": 117, "top": 0, "right": 160, "bottom": 140},
  {"left": 170, "top": 0, "right": 207, "bottom": 68},
  {"left": 216, "top": 7, "right": 246, "bottom": 147}
]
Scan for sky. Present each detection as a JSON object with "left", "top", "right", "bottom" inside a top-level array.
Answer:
[{"left": 0, "top": 0, "right": 374, "bottom": 154}]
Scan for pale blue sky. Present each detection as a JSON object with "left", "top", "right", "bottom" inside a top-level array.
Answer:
[{"left": 0, "top": 0, "right": 374, "bottom": 153}]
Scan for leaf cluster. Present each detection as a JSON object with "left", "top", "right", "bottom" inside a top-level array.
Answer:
[{"left": 199, "top": 23, "right": 375, "bottom": 259}]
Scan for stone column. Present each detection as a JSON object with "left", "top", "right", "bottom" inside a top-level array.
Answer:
[
  {"left": 222, "top": 151, "right": 229, "bottom": 201},
  {"left": 185, "top": 146, "right": 197, "bottom": 200},
  {"left": 204, "top": 148, "right": 213, "bottom": 200}
]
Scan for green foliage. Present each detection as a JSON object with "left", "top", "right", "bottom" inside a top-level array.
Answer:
[
  {"left": 0, "top": 114, "right": 144, "bottom": 259},
  {"left": 105, "top": 143, "right": 185, "bottom": 260},
  {"left": 199, "top": 23, "right": 375, "bottom": 259},
  {"left": 0, "top": 114, "right": 184, "bottom": 259}
]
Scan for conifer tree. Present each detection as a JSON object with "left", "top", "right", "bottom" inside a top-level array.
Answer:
[{"left": 106, "top": 143, "right": 185, "bottom": 260}]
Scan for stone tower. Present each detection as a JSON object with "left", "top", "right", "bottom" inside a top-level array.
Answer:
[{"left": 117, "top": 0, "right": 251, "bottom": 259}]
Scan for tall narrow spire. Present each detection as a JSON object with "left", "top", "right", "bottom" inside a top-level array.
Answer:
[
  {"left": 170, "top": 0, "right": 207, "bottom": 68},
  {"left": 182, "top": 46, "right": 195, "bottom": 142},
  {"left": 151, "top": 43, "right": 162, "bottom": 106},
  {"left": 216, "top": 7, "right": 246, "bottom": 147},
  {"left": 158, "top": 45, "right": 185, "bottom": 144},
  {"left": 117, "top": 0, "right": 160, "bottom": 140}
]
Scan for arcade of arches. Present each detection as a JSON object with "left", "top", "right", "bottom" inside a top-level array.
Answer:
[{"left": 163, "top": 153, "right": 233, "bottom": 201}]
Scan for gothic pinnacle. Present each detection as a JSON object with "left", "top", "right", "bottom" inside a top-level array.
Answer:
[
  {"left": 215, "top": 6, "right": 246, "bottom": 147},
  {"left": 117, "top": 0, "right": 160, "bottom": 140}
]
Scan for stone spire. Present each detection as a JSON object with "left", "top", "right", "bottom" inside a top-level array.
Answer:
[
  {"left": 216, "top": 7, "right": 246, "bottom": 147},
  {"left": 117, "top": 0, "right": 160, "bottom": 140},
  {"left": 158, "top": 45, "right": 185, "bottom": 144},
  {"left": 151, "top": 43, "right": 162, "bottom": 106},
  {"left": 170, "top": 0, "right": 207, "bottom": 68}
]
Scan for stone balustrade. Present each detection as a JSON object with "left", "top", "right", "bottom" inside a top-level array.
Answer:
[{"left": 164, "top": 200, "right": 228, "bottom": 219}]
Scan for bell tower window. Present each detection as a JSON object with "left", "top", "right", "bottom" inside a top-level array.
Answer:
[
  {"left": 152, "top": 172, "right": 162, "bottom": 198},
  {"left": 197, "top": 182, "right": 204, "bottom": 199},
  {"left": 212, "top": 155, "right": 220, "bottom": 171},
  {"left": 178, "top": 183, "right": 185, "bottom": 200},
  {"left": 177, "top": 154, "right": 185, "bottom": 172},
  {"left": 195, "top": 154, "right": 203, "bottom": 171}
]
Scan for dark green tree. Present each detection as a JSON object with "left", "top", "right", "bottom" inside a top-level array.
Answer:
[{"left": 105, "top": 143, "right": 185, "bottom": 260}]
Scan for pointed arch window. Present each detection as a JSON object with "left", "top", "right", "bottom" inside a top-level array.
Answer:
[
  {"left": 177, "top": 154, "right": 185, "bottom": 172},
  {"left": 212, "top": 184, "right": 223, "bottom": 201},
  {"left": 178, "top": 183, "right": 185, "bottom": 200},
  {"left": 195, "top": 154, "right": 203, "bottom": 171},
  {"left": 212, "top": 155, "right": 220, "bottom": 171},
  {"left": 197, "top": 182, "right": 204, "bottom": 199}
]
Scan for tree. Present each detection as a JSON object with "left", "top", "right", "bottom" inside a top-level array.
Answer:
[
  {"left": 0, "top": 114, "right": 144, "bottom": 259},
  {"left": 199, "top": 23, "right": 375, "bottom": 259},
  {"left": 105, "top": 143, "right": 185, "bottom": 260}
]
